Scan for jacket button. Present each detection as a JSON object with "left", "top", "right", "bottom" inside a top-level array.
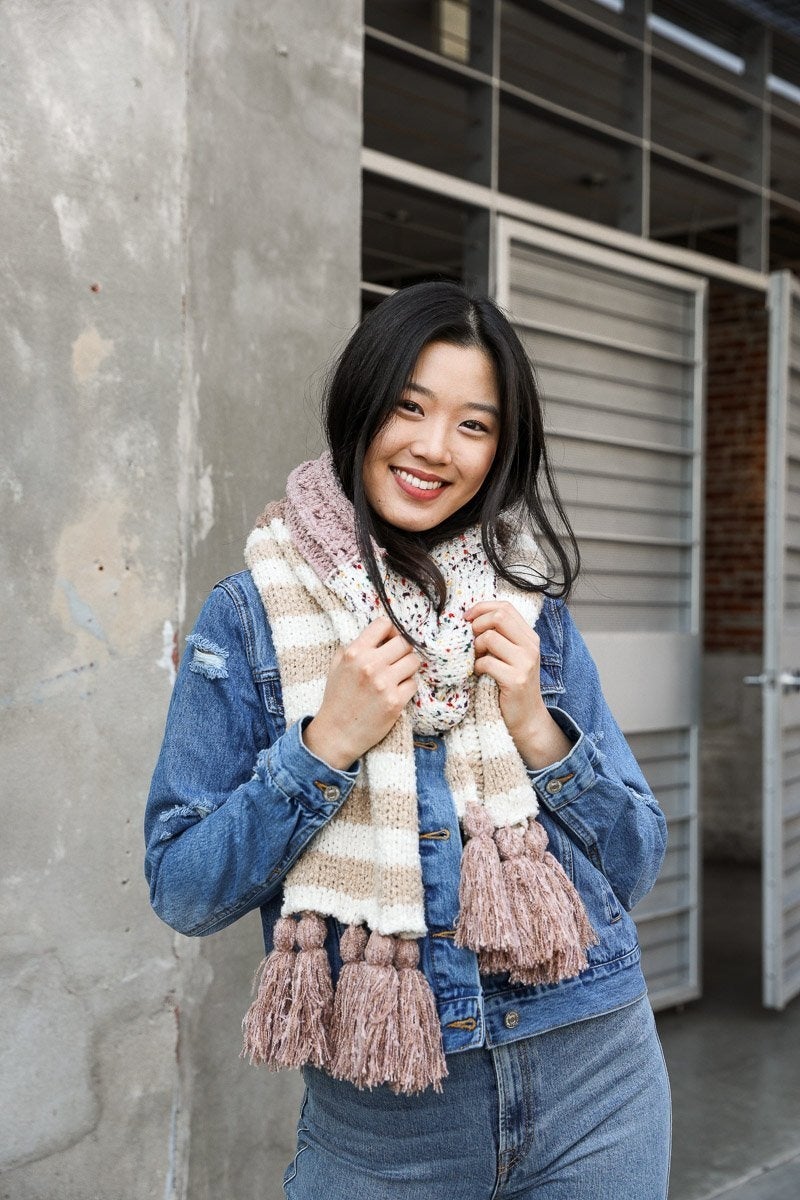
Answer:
[
  {"left": 504, "top": 1010, "right": 520, "bottom": 1029},
  {"left": 545, "top": 778, "right": 563, "bottom": 795},
  {"left": 323, "top": 785, "right": 340, "bottom": 803}
]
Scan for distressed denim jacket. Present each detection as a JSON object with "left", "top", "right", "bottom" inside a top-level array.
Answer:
[{"left": 144, "top": 570, "right": 667, "bottom": 1055}]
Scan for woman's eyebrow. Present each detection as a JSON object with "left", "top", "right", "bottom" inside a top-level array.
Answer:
[{"left": 405, "top": 381, "right": 500, "bottom": 418}]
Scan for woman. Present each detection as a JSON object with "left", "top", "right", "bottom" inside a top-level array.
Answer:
[{"left": 144, "top": 281, "right": 671, "bottom": 1198}]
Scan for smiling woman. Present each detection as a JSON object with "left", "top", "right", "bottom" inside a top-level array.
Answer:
[
  {"left": 144, "top": 280, "right": 672, "bottom": 1200},
  {"left": 361, "top": 340, "right": 501, "bottom": 531}
]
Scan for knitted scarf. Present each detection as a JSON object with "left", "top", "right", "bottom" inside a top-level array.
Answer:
[{"left": 241, "top": 453, "right": 596, "bottom": 1094}]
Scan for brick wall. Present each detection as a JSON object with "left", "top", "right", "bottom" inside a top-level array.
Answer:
[{"left": 703, "top": 283, "right": 768, "bottom": 653}]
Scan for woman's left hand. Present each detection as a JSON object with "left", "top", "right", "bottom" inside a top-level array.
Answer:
[{"left": 465, "top": 600, "right": 572, "bottom": 770}]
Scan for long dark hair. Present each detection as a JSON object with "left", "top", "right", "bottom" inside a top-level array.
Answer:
[{"left": 323, "top": 280, "right": 580, "bottom": 633}]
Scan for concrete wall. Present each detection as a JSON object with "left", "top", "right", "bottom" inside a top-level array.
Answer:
[{"left": 0, "top": 3, "right": 362, "bottom": 1198}]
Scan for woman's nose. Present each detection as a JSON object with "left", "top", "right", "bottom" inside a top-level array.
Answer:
[{"left": 411, "top": 424, "right": 452, "bottom": 465}]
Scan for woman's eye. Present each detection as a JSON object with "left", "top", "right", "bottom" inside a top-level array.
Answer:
[
  {"left": 398, "top": 399, "right": 422, "bottom": 414},
  {"left": 462, "top": 419, "right": 489, "bottom": 433}
]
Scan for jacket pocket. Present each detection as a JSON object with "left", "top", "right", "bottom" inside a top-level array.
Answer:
[{"left": 253, "top": 668, "right": 286, "bottom": 739}]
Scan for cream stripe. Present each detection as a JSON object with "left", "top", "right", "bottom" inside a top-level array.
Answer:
[
  {"left": 269, "top": 613, "right": 338, "bottom": 648},
  {"left": 249, "top": 556, "right": 307, "bottom": 591},
  {"left": 248, "top": 520, "right": 290, "bottom": 546},
  {"left": 282, "top": 678, "right": 326, "bottom": 717},
  {"left": 282, "top": 885, "right": 427, "bottom": 938},
  {"left": 312, "top": 822, "right": 421, "bottom": 867},
  {"left": 484, "top": 788, "right": 539, "bottom": 826}
]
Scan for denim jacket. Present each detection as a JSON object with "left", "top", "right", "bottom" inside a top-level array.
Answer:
[{"left": 144, "top": 569, "right": 667, "bottom": 1056}]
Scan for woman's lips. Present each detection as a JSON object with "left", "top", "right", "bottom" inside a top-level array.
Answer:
[{"left": 390, "top": 466, "right": 450, "bottom": 501}]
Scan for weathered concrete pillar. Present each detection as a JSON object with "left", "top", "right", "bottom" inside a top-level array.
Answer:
[{"left": 0, "top": 2, "right": 362, "bottom": 1197}]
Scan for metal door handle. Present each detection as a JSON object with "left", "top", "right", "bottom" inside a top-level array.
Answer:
[{"left": 744, "top": 670, "right": 800, "bottom": 691}]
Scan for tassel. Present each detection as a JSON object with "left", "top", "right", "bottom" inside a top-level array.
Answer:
[
  {"left": 391, "top": 939, "right": 448, "bottom": 1095},
  {"left": 510, "top": 821, "right": 597, "bottom": 985},
  {"left": 477, "top": 819, "right": 599, "bottom": 986},
  {"left": 454, "top": 803, "right": 519, "bottom": 954},
  {"left": 241, "top": 915, "right": 297, "bottom": 1066},
  {"left": 329, "top": 930, "right": 400, "bottom": 1089},
  {"left": 278, "top": 912, "right": 334, "bottom": 1069},
  {"left": 328, "top": 923, "right": 369, "bottom": 1082},
  {"left": 494, "top": 824, "right": 560, "bottom": 967}
]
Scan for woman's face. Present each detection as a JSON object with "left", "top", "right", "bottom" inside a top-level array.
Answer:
[{"left": 362, "top": 340, "right": 501, "bottom": 534}]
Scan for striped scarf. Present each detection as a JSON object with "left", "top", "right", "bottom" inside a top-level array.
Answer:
[{"left": 241, "top": 453, "right": 596, "bottom": 1094}]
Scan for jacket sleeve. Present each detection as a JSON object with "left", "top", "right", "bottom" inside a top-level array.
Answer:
[
  {"left": 143, "top": 582, "right": 359, "bottom": 936},
  {"left": 529, "top": 600, "right": 668, "bottom": 911}
]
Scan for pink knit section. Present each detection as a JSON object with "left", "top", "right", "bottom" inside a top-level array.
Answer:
[{"left": 284, "top": 452, "right": 361, "bottom": 583}]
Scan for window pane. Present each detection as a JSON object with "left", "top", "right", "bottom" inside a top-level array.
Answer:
[
  {"left": 500, "top": 1, "right": 629, "bottom": 131},
  {"left": 364, "top": 40, "right": 491, "bottom": 183},
  {"left": 499, "top": 98, "right": 629, "bottom": 226},
  {"left": 361, "top": 173, "right": 475, "bottom": 291},
  {"left": 651, "top": 60, "right": 754, "bottom": 180},
  {"left": 650, "top": 156, "right": 750, "bottom": 262}
]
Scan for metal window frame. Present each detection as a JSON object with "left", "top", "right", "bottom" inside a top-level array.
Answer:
[
  {"left": 363, "top": 0, "right": 800, "bottom": 268},
  {"left": 763, "top": 268, "right": 800, "bottom": 1009},
  {"left": 362, "top": 146, "right": 768, "bottom": 293}
]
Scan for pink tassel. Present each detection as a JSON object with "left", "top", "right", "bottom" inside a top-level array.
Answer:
[
  {"left": 329, "top": 924, "right": 369, "bottom": 1082},
  {"left": 455, "top": 803, "right": 519, "bottom": 955},
  {"left": 476, "top": 819, "right": 599, "bottom": 986},
  {"left": 526, "top": 820, "right": 597, "bottom": 950},
  {"left": 241, "top": 915, "right": 297, "bottom": 1066},
  {"left": 494, "top": 824, "right": 560, "bottom": 967},
  {"left": 391, "top": 939, "right": 448, "bottom": 1095},
  {"left": 508, "top": 821, "right": 597, "bottom": 985},
  {"left": 543, "top": 840, "right": 599, "bottom": 950},
  {"left": 277, "top": 913, "right": 334, "bottom": 1069},
  {"left": 329, "top": 931, "right": 400, "bottom": 1089}
]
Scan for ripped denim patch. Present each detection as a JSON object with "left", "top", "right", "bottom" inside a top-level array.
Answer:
[
  {"left": 157, "top": 799, "right": 217, "bottom": 842},
  {"left": 186, "top": 634, "right": 229, "bottom": 680}
]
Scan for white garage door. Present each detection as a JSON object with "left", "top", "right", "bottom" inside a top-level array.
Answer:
[{"left": 497, "top": 218, "right": 706, "bottom": 1009}]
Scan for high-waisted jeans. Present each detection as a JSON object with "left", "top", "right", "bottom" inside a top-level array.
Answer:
[{"left": 282, "top": 994, "right": 671, "bottom": 1199}]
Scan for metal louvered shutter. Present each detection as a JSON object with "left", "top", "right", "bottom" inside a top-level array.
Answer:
[
  {"left": 763, "top": 271, "right": 800, "bottom": 1009},
  {"left": 497, "top": 219, "right": 705, "bottom": 1009}
]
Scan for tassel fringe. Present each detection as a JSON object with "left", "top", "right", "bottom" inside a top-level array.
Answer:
[
  {"left": 454, "top": 804, "right": 518, "bottom": 953},
  {"left": 244, "top": 920, "right": 445, "bottom": 1095},
  {"left": 459, "top": 814, "right": 598, "bottom": 985},
  {"left": 243, "top": 820, "right": 596, "bottom": 1091},
  {"left": 241, "top": 915, "right": 299, "bottom": 1066}
]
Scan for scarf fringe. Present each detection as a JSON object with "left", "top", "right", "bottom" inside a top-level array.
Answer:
[
  {"left": 242, "top": 919, "right": 447, "bottom": 1095},
  {"left": 457, "top": 813, "right": 599, "bottom": 982}
]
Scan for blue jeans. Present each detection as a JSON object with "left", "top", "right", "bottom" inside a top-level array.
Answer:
[{"left": 283, "top": 995, "right": 671, "bottom": 1199}]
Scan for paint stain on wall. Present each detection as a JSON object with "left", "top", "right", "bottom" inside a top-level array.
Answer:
[
  {"left": 72, "top": 325, "right": 114, "bottom": 384},
  {"left": 52, "top": 498, "right": 169, "bottom": 664},
  {"left": 56, "top": 579, "right": 107, "bottom": 642}
]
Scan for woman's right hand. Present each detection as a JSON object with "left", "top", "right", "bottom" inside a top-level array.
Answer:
[{"left": 303, "top": 616, "right": 421, "bottom": 769}]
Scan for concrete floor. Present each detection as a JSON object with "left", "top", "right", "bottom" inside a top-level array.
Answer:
[{"left": 656, "top": 862, "right": 800, "bottom": 1200}]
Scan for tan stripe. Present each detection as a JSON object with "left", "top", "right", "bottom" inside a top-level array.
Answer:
[
  {"left": 278, "top": 644, "right": 336, "bottom": 685},
  {"left": 338, "top": 780, "right": 423, "bottom": 829},
  {"left": 293, "top": 851, "right": 423, "bottom": 908}
]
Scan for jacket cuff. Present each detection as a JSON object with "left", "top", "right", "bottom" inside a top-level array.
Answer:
[
  {"left": 526, "top": 706, "right": 597, "bottom": 809},
  {"left": 256, "top": 717, "right": 360, "bottom": 815}
]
